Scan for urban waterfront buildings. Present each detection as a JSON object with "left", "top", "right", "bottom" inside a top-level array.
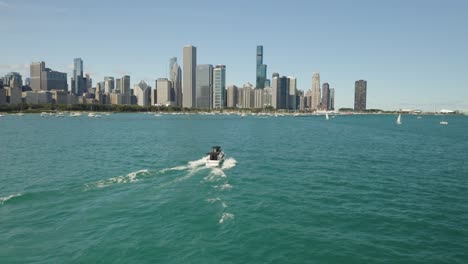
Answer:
[
  {"left": 256, "top": 45, "right": 268, "bottom": 89},
  {"left": 288, "top": 77, "right": 297, "bottom": 110},
  {"left": 321, "top": 82, "right": 330, "bottom": 110},
  {"left": 170, "top": 58, "right": 182, "bottom": 107},
  {"left": 134, "top": 81, "right": 151, "bottom": 106},
  {"left": 0, "top": 45, "right": 347, "bottom": 110},
  {"left": 311, "top": 72, "right": 321, "bottom": 110},
  {"left": 196, "top": 64, "right": 213, "bottom": 109},
  {"left": 354, "top": 80, "right": 367, "bottom": 112},
  {"left": 182, "top": 45, "right": 197, "bottom": 108},
  {"left": 30, "top": 62, "right": 67, "bottom": 91},
  {"left": 156, "top": 78, "right": 173, "bottom": 106},
  {"left": 71, "top": 58, "right": 86, "bottom": 95},
  {"left": 104, "top": 77, "right": 114, "bottom": 94},
  {"left": 272, "top": 76, "right": 289, "bottom": 109},
  {"left": 212, "top": 65, "right": 226, "bottom": 109},
  {"left": 3, "top": 72, "right": 23, "bottom": 88}
]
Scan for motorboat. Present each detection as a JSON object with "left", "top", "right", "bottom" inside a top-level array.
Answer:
[
  {"left": 440, "top": 121, "right": 448, "bottom": 125},
  {"left": 205, "top": 146, "right": 225, "bottom": 167},
  {"left": 70, "top": 112, "right": 82, "bottom": 117}
]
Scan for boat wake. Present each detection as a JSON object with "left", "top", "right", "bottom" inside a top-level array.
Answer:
[
  {"left": 203, "top": 157, "right": 237, "bottom": 224},
  {"left": 84, "top": 169, "right": 149, "bottom": 190},
  {"left": 219, "top": 213, "right": 235, "bottom": 224},
  {"left": 0, "top": 193, "right": 22, "bottom": 205},
  {"left": 221, "top": 158, "right": 237, "bottom": 170},
  {"left": 84, "top": 157, "right": 212, "bottom": 190}
]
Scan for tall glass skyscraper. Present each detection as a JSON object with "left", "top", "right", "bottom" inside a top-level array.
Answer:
[
  {"left": 72, "top": 58, "right": 86, "bottom": 95},
  {"left": 212, "top": 65, "right": 226, "bottom": 109},
  {"left": 170, "top": 58, "right": 182, "bottom": 107},
  {"left": 256, "top": 45, "right": 267, "bottom": 89},
  {"left": 196, "top": 64, "right": 213, "bottom": 109}
]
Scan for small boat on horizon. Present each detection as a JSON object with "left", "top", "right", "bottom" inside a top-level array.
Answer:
[
  {"left": 440, "top": 121, "right": 448, "bottom": 125},
  {"left": 205, "top": 146, "right": 225, "bottom": 167}
]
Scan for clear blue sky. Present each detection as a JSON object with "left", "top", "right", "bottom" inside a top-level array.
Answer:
[{"left": 1, "top": 0, "right": 467, "bottom": 110}]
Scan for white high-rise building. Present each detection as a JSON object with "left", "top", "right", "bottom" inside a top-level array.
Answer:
[
  {"left": 134, "top": 81, "right": 151, "bottom": 106},
  {"left": 182, "top": 45, "right": 196, "bottom": 108},
  {"left": 212, "top": 65, "right": 226, "bottom": 109},
  {"left": 311, "top": 72, "right": 321, "bottom": 110}
]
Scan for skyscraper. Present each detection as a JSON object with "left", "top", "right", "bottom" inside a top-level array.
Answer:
[
  {"left": 354, "top": 80, "right": 367, "bottom": 112},
  {"left": 311, "top": 72, "right": 321, "bottom": 110},
  {"left": 3, "top": 72, "right": 23, "bottom": 88},
  {"left": 256, "top": 45, "right": 267, "bottom": 89},
  {"left": 272, "top": 76, "right": 288, "bottom": 109},
  {"left": 330, "top": 88, "right": 335, "bottom": 110},
  {"left": 104, "top": 77, "right": 114, "bottom": 94},
  {"left": 212, "top": 65, "right": 226, "bottom": 109},
  {"left": 196, "top": 64, "right": 213, "bottom": 109},
  {"left": 72, "top": 58, "right": 86, "bottom": 95},
  {"left": 288, "top": 77, "right": 297, "bottom": 110},
  {"left": 156, "top": 78, "right": 173, "bottom": 106},
  {"left": 30, "top": 61, "right": 67, "bottom": 91},
  {"left": 321, "top": 82, "right": 330, "bottom": 110},
  {"left": 134, "top": 80, "right": 151, "bottom": 106},
  {"left": 226, "top": 85, "right": 238, "bottom": 108},
  {"left": 30, "top": 62, "right": 45, "bottom": 90},
  {"left": 170, "top": 58, "right": 182, "bottom": 107},
  {"left": 183, "top": 45, "right": 197, "bottom": 108},
  {"left": 121, "top": 76, "right": 130, "bottom": 95}
]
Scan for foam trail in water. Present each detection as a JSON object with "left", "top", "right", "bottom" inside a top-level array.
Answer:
[
  {"left": 221, "top": 158, "right": 237, "bottom": 170},
  {"left": 0, "top": 193, "right": 22, "bottom": 205},
  {"left": 159, "top": 157, "right": 207, "bottom": 173},
  {"left": 219, "top": 213, "right": 234, "bottom": 224},
  {"left": 204, "top": 168, "right": 227, "bottom": 182},
  {"left": 207, "top": 197, "right": 221, "bottom": 204},
  {"left": 218, "top": 183, "right": 233, "bottom": 190},
  {"left": 86, "top": 169, "right": 149, "bottom": 190}
]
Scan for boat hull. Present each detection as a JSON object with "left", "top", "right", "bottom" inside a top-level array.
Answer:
[{"left": 205, "top": 154, "right": 225, "bottom": 167}]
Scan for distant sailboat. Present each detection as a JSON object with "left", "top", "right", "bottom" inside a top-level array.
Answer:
[
  {"left": 325, "top": 112, "right": 329, "bottom": 120},
  {"left": 396, "top": 114, "right": 402, "bottom": 125}
]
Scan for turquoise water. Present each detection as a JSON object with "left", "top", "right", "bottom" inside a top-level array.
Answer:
[{"left": 1, "top": 113, "right": 467, "bottom": 263}]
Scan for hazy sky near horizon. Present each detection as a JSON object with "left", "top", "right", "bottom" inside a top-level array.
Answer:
[{"left": 1, "top": 0, "right": 467, "bottom": 110}]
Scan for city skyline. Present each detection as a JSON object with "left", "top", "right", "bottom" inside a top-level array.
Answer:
[{"left": 1, "top": 0, "right": 467, "bottom": 110}]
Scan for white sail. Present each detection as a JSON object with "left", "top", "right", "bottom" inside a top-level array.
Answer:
[
  {"left": 396, "top": 114, "right": 402, "bottom": 125},
  {"left": 325, "top": 112, "right": 329, "bottom": 120}
]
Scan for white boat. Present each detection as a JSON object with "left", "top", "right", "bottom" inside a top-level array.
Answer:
[
  {"left": 40, "top": 112, "right": 48, "bottom": 117},
  {"left": 0, "top": 114, "right": 4, "bottom": 117},
  {"left": 396, "top": 114, "right": 402, "bottom": 125},
  {"left": 88, "top": 113, "right": 96, "bottom": 118},
  {"left": 70, "top": 112, "right": 81, "bottom": 117},
  {"left": 205, "top": 146, "right": 225, "bottom": 167},
  {"left": 154, "top": 114, "right": 161, "bottom": 117},
  {"left": 55, "top": 112, "right": 65, "bottom": 117},
  {"left": 16, "top": 113, "right": 24, "bottom": 116},
  {"left": 325, "top": 112, "right": 329, "bottom": 120},
  {"left": 440, "top": 121, "right": 448, "bottom": 125}
]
